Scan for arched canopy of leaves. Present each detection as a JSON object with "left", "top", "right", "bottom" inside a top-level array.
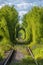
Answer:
[{"left": 16, "top": 27, "right": 26, "bottom": 40}]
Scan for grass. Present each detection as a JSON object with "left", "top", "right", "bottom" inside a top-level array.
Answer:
[
  {"left": 9, "top": 57, "right": 43, "bottom": 65},
  {"left": 9, "top": 55, "right": 36, "bottom": 65},
  {"left": 14, "top": 44, "right": 29, "bottom": 56},
  {"left": 29, "top": 43, "right": 43, "bottom": 59}
]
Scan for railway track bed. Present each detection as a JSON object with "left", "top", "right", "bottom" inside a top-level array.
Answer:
[{"left": 0, "top": 49, "right": 15, "bottom": 65}]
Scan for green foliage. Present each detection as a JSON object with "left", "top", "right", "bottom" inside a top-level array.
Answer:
[
  {"left": 0, "top": 37, "right": 12, "bottom": 61},
  {"left": 18, "top": 29, "right": 25, "bottom": 39},
  {"left": 0, "top": 50, "right": 4, "bottom": 61},
  {"left": 0, "top": 17, "right": 10, "bottom": 39},
  {"left": 22, "top": 6, "right": 43, "bottom": 44},
  {"left": 0, "top": 5, "right": 18, "bottom": 43}
]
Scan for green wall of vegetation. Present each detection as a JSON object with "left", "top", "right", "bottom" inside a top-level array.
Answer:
[{"left": 22, "top": 6, "right": 43, "bottom": 44}]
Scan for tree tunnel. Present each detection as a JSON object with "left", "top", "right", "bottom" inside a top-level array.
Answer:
[{"left": 15, "top": 26, "right": 26, "bottom": 42}]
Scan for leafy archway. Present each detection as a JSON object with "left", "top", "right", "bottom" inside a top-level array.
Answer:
[
  {"left": 15, "top": 26, "right": 26, "bottom": 42},
  {"left": 17, "top": 27, "right": 26, "bottom": 39}
]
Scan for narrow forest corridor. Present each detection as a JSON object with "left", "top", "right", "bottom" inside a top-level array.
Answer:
[{"left": 0, "top": 0, "right": 43, "bottom": 65}]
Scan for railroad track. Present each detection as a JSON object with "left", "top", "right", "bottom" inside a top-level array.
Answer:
[
  {"left": 0, "top": 47, "right": 39, "bottom": 65},
  {"left": 0, "top": 49, "right": 16, "bottom": 65},
  {"left": 26, "top": 47, "right": 39, "bottom": 65}
]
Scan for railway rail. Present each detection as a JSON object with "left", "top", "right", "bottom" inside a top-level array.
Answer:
[
  {"left": 0, "top": 49, "right": 16, "bottom": 65},
  {"left": 0, "top": 47, "right": 39, "bottom": 65},
  {"left": 26, "top": 47, "right": 39, "bottom": 65}
]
